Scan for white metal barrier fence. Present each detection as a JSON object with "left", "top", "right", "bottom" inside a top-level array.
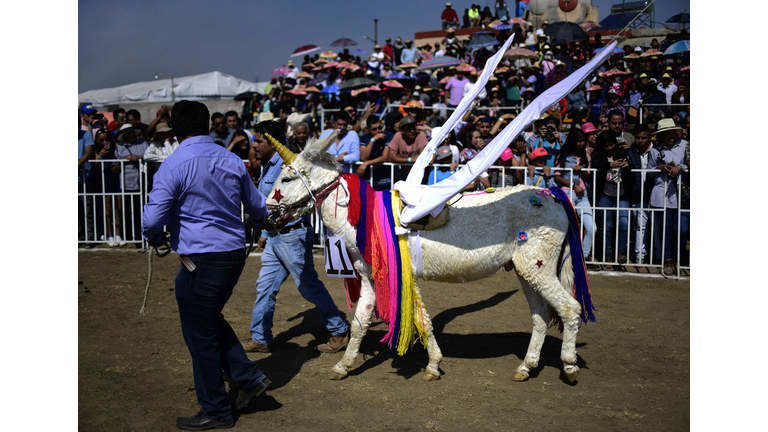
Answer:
[{"left": 78, "top": 160, "right": 689, "bottom": 278}]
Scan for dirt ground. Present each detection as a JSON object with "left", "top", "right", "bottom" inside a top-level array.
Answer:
[{"left": 79, "top": 249, "right": 689, "bottom": 431}]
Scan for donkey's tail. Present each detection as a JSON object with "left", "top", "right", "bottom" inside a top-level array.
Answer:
[{"left": 550, "top": 187, "right": 596, "bottom": 324}]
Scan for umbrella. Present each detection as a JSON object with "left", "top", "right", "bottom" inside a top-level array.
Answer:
[
  {"left": 386, "top": 72, "right": 407, "bottom": 79},
  {"left": 291, "top": 44, "right": 321, "bottom": 57},
  {"left": 234, "top": 91, "right": 255, "bottom": 101},
  {"left": 330, "top": 37, "right": 358, "bottom": 47},
  {"left": 489, "top": 20, "right": 511, "bottom": 30},
  {"left": 312, "top": 66, "right": 323, "bottom": 71},
  {"left": 496, "top": 66, "right": 509, "bottom": 74},
  {"left": 308, "top": 73, "right": 329, "bottom": 85},
  {"left": 272, "top": 66, "right": 291, "bottom": 75},
  {"left": 414, "top": 72, "right": 431, "bottom": 79},
  {"left": 544, "top": 21, "right": 589, "bottom": 44},
  {"left": 466, "top": 34, "right": 499, "bottom": 50},
  {"left": 640, "top": 49, "right": 663, "bottom": 57},
  {"left": 287, "top": 89, "right": 308, "bottom": 96},
  {"left": 623, "top": 53, "right": 641, "bottom": 60},
  {"left": 578, "top": 20, "right": 601, "bottom": 31},
  {"left": 664, "top": 40, "right": 690, "bottom": 56},
  {"left": 509, "top": 18, "right": 529, "bottom": 25},
  {"left": 320, "top": 84, "right": 340, "bottom": 93},
  {"left": 399, "top": 62, "right": 418, "bottom": 69},
  {"left": 504, "top": 46, "right": 537, "bottom": 59},
  {"left": 320, "top": 50, "right": 338, "bottom": 58},
  {"left": 603, "top": 68, "right": 630, "bottom": 77},
  {"left": 593, "top": 46, "right": 625, "bottom": 55},
  {"left": 414, "top": 55, "right": 462, "bottom": 71},
  {"left": 585, "top": 86, "right": 602, "bottom": 92},
  {"left": 302, "top": 62, "right": 315, "bottom": 70},
  {"left": 351, "top": 49, "right": 366, "bottom": 54},
  {"left": 665, "top": 12, "right": 690, "bottom": 24},
  {"left": 295, "top": 71, "right": 312, "bottom": 79},
  {"left": 456, "top": 63, "right": 476, "bottom": 72},
  {"left": 338, "top": 77, "right": 377, "bottom": 91},
  {"left": 304, "top": 86, "right": 321, "bottom": 93},
  {"left": 367, "top": 85, "right": 381, "bottom": 91},
  {"left": 314, "top": 57, "right": 328, "bottom": 64},
  {"left": 382, "top": 80, "right": 404, "bottom": 89},
  {"left": 322, "top": 61, "right": 339, "bottom": 69},
  {"left": 679, "top": 65, "right": 690, "bottom": 72},
  {"left": 439, "top": 77, "right": 451, "bottom": 85}
]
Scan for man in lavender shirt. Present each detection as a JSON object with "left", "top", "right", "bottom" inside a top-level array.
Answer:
[
  {"left": 318, "top": 110, "right": 360, "bottom": 173},
  {"left": 444, "top": 71, "right": 469, "bottom": 108},
  {"left": 142, "top": 100, "right": 272, "bottom": 430}
]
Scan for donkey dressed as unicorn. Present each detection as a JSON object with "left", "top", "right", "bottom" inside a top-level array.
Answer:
[
  {"left": 259, "top": 36, "right": 615, "bottom": 383},
  {"left": 260, "top": 131, "right": 595, "bottom": 383}
]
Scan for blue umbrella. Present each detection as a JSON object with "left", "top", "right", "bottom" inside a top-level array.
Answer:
[
  {"left": 386, "top": 72, "right": 407, "bottom": 79},
  {"left": 321, "top": 84, "right": 340, "bottom": 93},
  {"left": 663, "top": 40, "right": 690, "bottom": 56},
  {"left": 466, "top": 34, "right": 499, "bottom": 50},
  {"left": 592, "top": 47, "right": 626, "bottom": 55},
  {"left": 351, "top": 49, "right": 366, "bottom": 54}
]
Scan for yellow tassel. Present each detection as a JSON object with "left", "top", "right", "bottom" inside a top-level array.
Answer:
[{"left": 391, "top": 191, "right": 429, "bottom": 355}]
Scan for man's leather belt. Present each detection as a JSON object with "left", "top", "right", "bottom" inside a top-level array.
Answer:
[{"left": 279, "top": 220, "right": 310, "bottom": 235}]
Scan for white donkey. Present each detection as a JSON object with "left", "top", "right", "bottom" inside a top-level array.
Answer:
[{"left": 262, "top": 131, "right": 591, "bottom": 383}]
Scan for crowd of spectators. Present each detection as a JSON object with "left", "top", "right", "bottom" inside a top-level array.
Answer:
[{"left": 78, "top": 8, "right": 690, "bottom": 275}]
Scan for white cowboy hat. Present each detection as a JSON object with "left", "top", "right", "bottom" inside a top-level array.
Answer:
[{"left": 653, "top": 118, "right": 682, "bottom": 135}]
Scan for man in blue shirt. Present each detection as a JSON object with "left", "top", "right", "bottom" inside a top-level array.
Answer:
[
  {"left": 400, "top": 39, "right": 421, "bottom": 64},
  {"left": 209, "top": 112, "right": 236, "bottom": 147},
  {"left": 245, "top": 120, "right": 350, "bottom": 355},
  {"left": 318, "top": 111, "right": 360, "bottom": 174},
  {"left": 142, "top": 100, "right": 272, "bottom": 431},
  {"left": 78, "top": 117, "right": 96, "bottom": 246},
  {"left": 357, "top": 115, "right": 395, "bottom": 191}
]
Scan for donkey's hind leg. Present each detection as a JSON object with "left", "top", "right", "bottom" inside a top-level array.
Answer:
[
  {"left": 331, "top": 277, "right": 376, "bottom": 380},
  {"left": 412, "top": 285, "right": 443, "bottom": 381},
  {"left": 512, "top": 275, "right": 550, "bottom": 382}
]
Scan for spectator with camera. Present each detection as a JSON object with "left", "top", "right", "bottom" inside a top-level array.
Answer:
[
  {"left": 527, "top": 115, "right": 565, "bottom": 167},
  {"left": 591, "top": 131, "right": 631, "bottom": 264}
]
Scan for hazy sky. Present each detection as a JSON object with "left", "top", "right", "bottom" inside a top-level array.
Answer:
[{"left": 78, "top": 0, "right": 690, "bottom": 93}]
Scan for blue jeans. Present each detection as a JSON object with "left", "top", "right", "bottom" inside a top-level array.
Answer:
[
  {"left": 631, "top": 202, "right": 650, "bottom": 261},
  {"left": 250, "top": 227, "right": 349, "bottom": 345},
  {"left": 597, "top": 194, "right": 629, "bottom": 255},
  {"left": 569, "top": 190, "right": 594, "bottom": 259},
  {"left": 651, "top": 207, "right": 689, "bottom": 259},
  {"left": 175, "top": 249, "right": 266, "bottom": 421}
]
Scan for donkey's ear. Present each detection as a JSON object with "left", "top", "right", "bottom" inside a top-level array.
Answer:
[{"left": 311, "top": 130, "right": 338, "bottom": 152}]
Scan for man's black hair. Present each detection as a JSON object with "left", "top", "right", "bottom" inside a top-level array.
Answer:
[
  {"left": 366, "top": 115, "right": 381, "bottom": 128},
  {"left": 113, "top": 108, "right": 126, "bottom": 117},
  {"left": 544, "top": 116, "right": 559, "bottom": 127},
  {"left": 126, "top": 109, "right": 141, "bottom": 120},
  {"left": 633, "top": 123, "right": 650, "bottom": 136},
  {"left": 334, "top": 111, "right": 353, "bottom": 124},
  {"left": 608, "top": 109, "right": 624, "bottom": 120},
  {"left": 171, "top": 100, "right": 210, "bottom": 139},
  {"left": 211, "top": 112, "right": 224, "bottom": 122},
  {"left": 224, "top": 110, "right": 238, "bottom": 119},
  {"left": 253, "top": 120, "right": 287, "bottom": 145}
]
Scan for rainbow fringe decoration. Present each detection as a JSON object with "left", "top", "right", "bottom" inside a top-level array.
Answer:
[
  {"left": 338, "top": 174, "right": 429, "bottom": 355},
  {"left": 549, "top": 186, "right": 597, "bottom": 324}
]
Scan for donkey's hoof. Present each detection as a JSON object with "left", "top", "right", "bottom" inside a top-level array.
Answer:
[
  {"left": 423, "top": 367, "right": 441, "bottom": 381},
  {"left": 564, "top": 365, "right": 579, "bottom": 383},
  {"left": 330, "top": 364, "right": 348, "bottom": 380},
  {"left": 512, "top": 370, "right": 529, "bottom": 382}
]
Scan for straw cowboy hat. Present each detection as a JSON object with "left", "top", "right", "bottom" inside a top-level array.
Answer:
[{"left": 653, "top": 118, "right": 682, "bottom": 135}]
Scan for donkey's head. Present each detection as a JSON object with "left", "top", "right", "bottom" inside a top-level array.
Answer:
[{"left": 264, "top": 130, "right": 341, "bottom": 230}]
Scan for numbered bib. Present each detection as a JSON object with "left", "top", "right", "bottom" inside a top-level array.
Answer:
[{"left": 324, "top": 235, "right": 356, "bottom": 278}]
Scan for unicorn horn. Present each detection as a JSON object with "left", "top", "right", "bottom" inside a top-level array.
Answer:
[{"left": 264, "top": 133, "right": 297, "bottom": 165}]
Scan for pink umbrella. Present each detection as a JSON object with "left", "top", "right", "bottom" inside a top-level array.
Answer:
[
  {"left": 679, "top": 65, "right": 690, "bottom": 72},
  {"left": 603, "top": 68, "right": 630, "bottom": 77},
  {"left": 640, "top": 49, "right": 663, "bottom": 57},
  {"left": 382, "top": 80, "right": 404, "bottom": 89},
  {"left": 439, "top": 77, "right": 451, "bottom": 85},
  {"left": 509, "top": 17, "right": 529, "bottom": 25},
  {"left": 291, "top": 44, "right": 321, "bottom": 57},
  {"left": 366, "top": 85, "right": 381, "bottom": 91},
  {"left": 504, "top": 47, "right": 537, "bottom": 59},
  {"left": 272, "top": 66, "right": 291, "bottom": 75},
  {"left": 287, "top": 89, "right": 308, "bottom": 96},
  {"left": 322, "top": 61, "right": 338, "bottom": 69},
  {"left": 296, "top": 71, "right": 312, "bottom": 78}
]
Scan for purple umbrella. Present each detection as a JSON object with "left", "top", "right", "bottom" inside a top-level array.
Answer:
[{"left": 330, "top": 38, "right": 358, "bottom": 47}]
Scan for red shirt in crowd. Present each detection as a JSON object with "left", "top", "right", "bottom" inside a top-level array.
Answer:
[{"left": 441, "top": 9, "right": 459, "bottom": 22}]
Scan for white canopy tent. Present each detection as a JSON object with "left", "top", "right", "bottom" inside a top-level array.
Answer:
[{"left": 78, "top": 71, "right": 269, "bottom": 105}]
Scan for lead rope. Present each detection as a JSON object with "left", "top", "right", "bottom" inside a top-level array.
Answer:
[{"left": 139, "top": 240, "right": 172, "bottom": 316}]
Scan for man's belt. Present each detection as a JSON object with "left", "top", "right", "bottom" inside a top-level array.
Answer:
[{"left": 279, "top": 220, "right": 311, "bottom": 235}]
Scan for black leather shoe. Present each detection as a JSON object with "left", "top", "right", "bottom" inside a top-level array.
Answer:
[
  {"left": 176, "top": 410, "right": 234, "bottom": 431},
  {"left": 236, "top": 378, "right": 272, "bottom": 410}
]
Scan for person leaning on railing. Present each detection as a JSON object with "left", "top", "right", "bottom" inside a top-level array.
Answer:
[
  {"left": 591, "top": 131, "right": 631, "bottom": 264},
  {"left": 94, "top": 129, "right": 125, "bottom": 247}
]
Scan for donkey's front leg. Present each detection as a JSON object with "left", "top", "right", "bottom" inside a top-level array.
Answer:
[{"left": 331, "top": 277, "right": 376, "bottom": 379}]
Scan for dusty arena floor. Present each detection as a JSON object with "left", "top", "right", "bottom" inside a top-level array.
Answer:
[{"left": 79, "top": 249, "right": 689, "bottom": 431}]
